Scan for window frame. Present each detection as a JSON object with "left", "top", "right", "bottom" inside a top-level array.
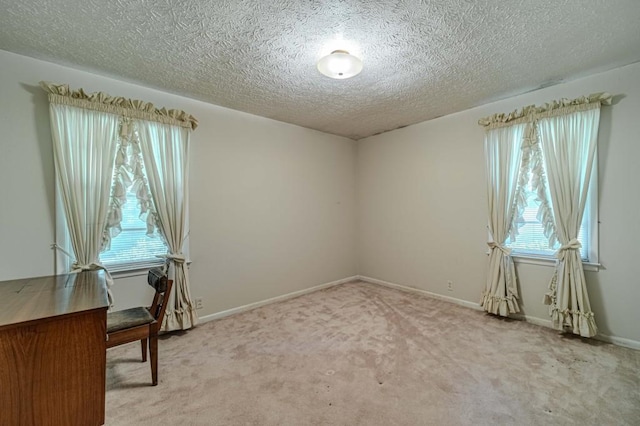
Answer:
[
  {"left": 98, "top": 192, "right": 168, "bottom": 273},
  {"left": 54, "top": 178, "right": 190, "bottom": 276},
  {"left": 506, "top": 150, "right": 599, "bottom": 271}
]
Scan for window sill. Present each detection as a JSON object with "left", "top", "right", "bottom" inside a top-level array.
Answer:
[
  {"left": 109, "top": 267, "right": 156, "bottom": 279},
  {"left": 511, "top": 254, "right": 601, "bottom": 272},
  {"left": 108, "top": 260, "right": 192, "bottom": 279}
]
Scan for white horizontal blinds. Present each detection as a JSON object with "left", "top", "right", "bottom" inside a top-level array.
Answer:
[
  {"left": 100, "top": 190, "right": 167, "bottom": 271},
  {"left": 506, "top": 174, "right": 589, "bottom": 259}
]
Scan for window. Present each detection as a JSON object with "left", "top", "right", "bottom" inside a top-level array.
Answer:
[
  {"left": 99, "top": 191, "right": 168, "bottom": 272},
  {"left": 53, "top": 121, "right": 170, "bottom": 275},
  {"left": 505, "top": 151, "right": 598, "bottom": 264}
]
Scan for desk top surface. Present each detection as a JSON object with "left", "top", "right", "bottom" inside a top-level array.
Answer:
[{"left": 0, "top": 271, "right": 109, "bottom": 330}]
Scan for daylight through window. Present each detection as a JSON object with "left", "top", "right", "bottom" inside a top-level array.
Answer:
[
  {"left": 100, "top": 190, "right": 168, "bottom": 271},
  {"left": 505, "top": 175, "right": 594, "bottom": 261}
]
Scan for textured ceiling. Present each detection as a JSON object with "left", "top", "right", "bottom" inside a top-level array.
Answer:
[{"left": 1, "top": 1, "right": 640, "bottom": 140}]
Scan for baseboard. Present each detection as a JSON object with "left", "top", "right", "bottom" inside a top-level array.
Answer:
[
  {"left": 198, "top": 276, "right": 359, "bottom": 324},
  {"left": 358, "top": 275, "right": 640, "bottom": 351},
  {"left": 196, "top": 274, "right": 639, "bottom": 350},
  {"left": 593, "top": 334, "right": 640, "bottom": 350},
  {"left": 511, "top": 314, "right": 553, "bottom": 329},
  {"left": 515, "top": 314, "right": 640, "bottom": 350},
  {"left": 357, "top": 275, "right": 484, "bottom": 312}
]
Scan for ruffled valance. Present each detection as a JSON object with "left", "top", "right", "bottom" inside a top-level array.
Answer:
[
  {"left": 103, "top": 118, "right": 160, "bottom": 254},
  {"left": 40, "top": 81, "right": 198, "bottom": 130},
  {"left": 478, "top": 92, "right": 611, "bottom": 129}
]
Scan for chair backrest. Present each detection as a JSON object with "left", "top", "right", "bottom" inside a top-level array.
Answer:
[
  {"left": 148, "top": 267, "right": 169, "bottom": 292},
  {"left": 147, "top": 267, "right": 173, "bottom": 324}
]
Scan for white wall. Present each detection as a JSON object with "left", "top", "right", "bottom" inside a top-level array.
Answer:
[
  {"left": 0, "top": 50, "right": 357, "bottom": 316},
  {"left": 2, "top": 47, "right": 638, "bottom": 345},
  {"left": 357, "top": 62, "right": 640, "bottom": 343}
]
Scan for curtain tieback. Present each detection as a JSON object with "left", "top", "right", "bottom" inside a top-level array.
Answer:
[
  {"left": 487, "top": 242, "right": 512, "bottom": 256},
  {"left": 71, "top": 261, "right": 107, "bottom": 271},
  {"left": 161, "top": 253, "right": 186, "bottom": 264},
  {"left": 70, "top": 261, "right": 115, "bottom": 308},
  {"left": 555, "top": 239, "right": 582, "bottom": 260}
]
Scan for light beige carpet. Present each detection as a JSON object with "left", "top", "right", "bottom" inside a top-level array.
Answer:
[{"left": 105, "top": 281, "right": 640, "bottom": 425}]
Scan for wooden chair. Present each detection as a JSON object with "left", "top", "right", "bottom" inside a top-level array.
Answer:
[{"left": 106, "top": 268, "right": 173, "bottom": 386}]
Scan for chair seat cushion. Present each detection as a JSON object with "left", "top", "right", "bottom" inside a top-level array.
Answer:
[{"left": 107, "top": 307, "right": 155, "bottom": 333}]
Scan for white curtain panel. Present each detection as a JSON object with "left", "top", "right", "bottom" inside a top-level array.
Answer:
[
  {"left": 137, "top": 120, "right": 198, "bottom": 332},
  {"left": 49, "top": 104, "right": 119, "bottom": 303},
  {"left": 481, "top": 123, "right": 526, "bottom": 316},
  {"left": 538, "top": 107, "right": 600, "bottom": 337}
]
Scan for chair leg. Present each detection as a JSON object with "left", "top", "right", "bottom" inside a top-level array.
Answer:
[
  {"left": 141, "top": 338, "right": 148, "bottom": 362},
  {"left": 150, "top": 333, "right": 158, "bottom": 386}
]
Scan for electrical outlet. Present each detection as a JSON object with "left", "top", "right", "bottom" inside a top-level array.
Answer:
[
  {"left": 447, "top": 281, "right": 453, "bottom": 291},
  {"left": 194, "top": 298, "right": 203, "bottom": 310}
]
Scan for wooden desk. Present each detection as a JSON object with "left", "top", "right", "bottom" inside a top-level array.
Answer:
[{"left": 0, "top": 271, "right": 109, "bottom": 426}]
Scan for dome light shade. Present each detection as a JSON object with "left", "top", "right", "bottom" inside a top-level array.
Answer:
[{"left": 317, "top": 50, "right": 363, "bottom": 79}]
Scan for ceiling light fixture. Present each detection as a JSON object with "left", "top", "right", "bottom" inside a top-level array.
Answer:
[{"left": 317, "top": 50, "right": 363, "bottom": 79}]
